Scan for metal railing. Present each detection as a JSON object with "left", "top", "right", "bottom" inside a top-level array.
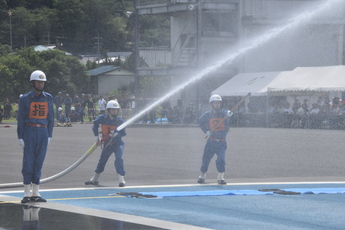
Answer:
[
  {"left": 138, "top": 0, "right": 197, "bottom": 6},
  {"left": 138, "top": 0, "right": 169, "bottom": 6}
]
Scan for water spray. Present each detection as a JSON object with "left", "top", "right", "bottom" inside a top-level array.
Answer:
[
  {"left": 0, "top": 0, "right": 339, "bottom": 189},
  {"left": 117, "top": 0, "right": 339, "bottom": 132}
]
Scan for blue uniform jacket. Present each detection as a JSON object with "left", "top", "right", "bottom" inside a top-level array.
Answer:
[
  {"left": 92, "top": 113, "right": 126, "bottom": 144},
  {"left": 198, "top": 108, "right": 229, "bottom": 140},
  {"left": 53, "top": 95, "right": 63, "bottom": 107},
  {"left": 17, "top": 90, "right": 54, "bottom": 139},
  {"left": 63, "top": 97, "right": 72, "bottom": 105}
]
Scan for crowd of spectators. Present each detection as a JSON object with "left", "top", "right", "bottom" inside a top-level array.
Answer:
[
  {"left": 238, "top": 96, "right": 345, "bottom": 129},
  {"left": 54, "top": 93, "right": 101, "bottom": 123},
  {"left": 8, "top": 92, "right": 345, "bottom": 129},
  {"left": 0, "top": 97, "right": 13, "bottom": 123},
  {"left": 53, "top": 93, "right": 137, "bottom": 124},
  {"left": 127, "top": 95, "right": 345, "bottom": 128}
]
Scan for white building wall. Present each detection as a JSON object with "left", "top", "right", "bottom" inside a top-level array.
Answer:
[
  {"left": 98, "top": 72, "right": 135, "bottom": 95},
  {"left": 138, "top": 0, "right": 345, "bottom": 77},
  {"left": 243, "top": 0, "right": 344, "bottom": 18},
  {"left": 241, "top": 0, "right": 345, "bottom": 72},
  {"left": 140, "top": 48, "right": 171, "bottom": 67},
  {"left": 243, "top": 23, "right": 343, "bottom": 72}
]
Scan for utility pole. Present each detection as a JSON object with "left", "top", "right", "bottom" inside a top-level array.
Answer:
[
  {"left": 8, "top": 10, "right": 12, "bottom": 51},
  {"left": 93, "top": 33, "right": 103, "bottom": 58},
  {"left": 134, "top": 0, "right": 140, "bottom": 113},
  {"left": 47, "top": 32, "right": 50, "bottom": 45}
]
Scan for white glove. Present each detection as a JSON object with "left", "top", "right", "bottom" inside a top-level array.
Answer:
[
  {"left": 48, "top": 138, "right": 51, "bottom": 146},
  {"left": 110, "top": 130, "right": 118, "bottom": 138},
  {"left": 205, "top": 130, "right": 211, "bottom": 138},
  {"left": 19, "top": 139, "right": 25, "bottom": 149},
  {"left": 94, "top": 136, "right": 99, "bottom": 143},
  {"left": 227, "top": 111, "right": 233, "bottom": 117}
]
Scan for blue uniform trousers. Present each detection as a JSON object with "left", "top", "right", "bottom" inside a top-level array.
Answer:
[
  {"left": 22, "top": 126, "right": 48, "bottom": 185},
  {"left": 95, "top": 142, "right": 125, "bottom": 176},
  {"left": 78, "top": 107, "right": 85, "bottom": 122},
  {"left": 200, "top": 139, "right": 227, "bottom": 174}
]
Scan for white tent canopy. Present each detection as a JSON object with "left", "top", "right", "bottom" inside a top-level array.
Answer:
[
  {"left": 268, "top": 65, "right": 345, "bottom": 93},
  {"left": 212, "top": 71, "right": 286, "bottom": 97},
  {"left": 212, "top": 65, "right": 345, "bottom": 97}
]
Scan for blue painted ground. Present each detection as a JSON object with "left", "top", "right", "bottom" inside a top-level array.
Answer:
[{"left": 4, "top": 183, "right": 345, "bottom": 230}]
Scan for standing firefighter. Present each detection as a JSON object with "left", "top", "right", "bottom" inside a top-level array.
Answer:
[
  {"left": 197, "top": 94, "right": 233, "bottom": 185},
  {"left": 85, "top": 100, "right": 127, "bottom": 187},
  {"left": 17, "top": 70, "right": 54, "bottom": 203}
]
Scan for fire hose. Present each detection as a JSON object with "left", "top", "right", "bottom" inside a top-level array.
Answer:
[
  {"left": 0, "top": 133, "right": 113, "bottom": 189},
  {"left": 205, "top": 92, "right": 251, "bottom": 139}
]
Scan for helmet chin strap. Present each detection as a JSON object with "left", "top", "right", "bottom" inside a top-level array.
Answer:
[
  {"left": 31, "top": 81, "right": 43, "bottom": 93},
  {"left": 212, "top": 107, "right": 220, "bottom": 113},
  {"left": 34, "top": 87, "right": 43, "bottom": 92},
  {"left": 108, "top": 110, "right": 118, "bottom": 119},
  {"left": 211, "top": 103, "right": 222, "bottom": 113}
]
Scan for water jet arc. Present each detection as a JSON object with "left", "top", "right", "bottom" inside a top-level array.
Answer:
[
  {"left": 117, "top": 0, "right": 339, "bottom": 132},
  {"left": 0, "top": 0, "right": 339, "bottom": 189}
]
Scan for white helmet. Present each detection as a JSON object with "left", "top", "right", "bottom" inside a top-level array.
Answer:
[
  {"left": 30, "top": 70, "right": 46, "bottom": 81},
  {"left": 58, "top": 107, "right": 63, "bottom": 111},
  {"left": 71, "top": 107, "right": 75, "bottom": 111},
  {"left": 106, "top": 100, "right": 120, "bottom": 109},
  {"left": 209, "top": 94, "right": 222, "bottom": 103}
]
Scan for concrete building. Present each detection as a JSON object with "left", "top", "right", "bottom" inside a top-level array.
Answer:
[{"left": 134, "top": 0, "right": 345, "bottom": 113}]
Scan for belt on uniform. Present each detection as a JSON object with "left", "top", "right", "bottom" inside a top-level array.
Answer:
[
  {"left": 26, "top": 123, "right": 47, "bottom": 128},
  {"left": 209, "top": 137, "right": 225, "bottom": 142}
]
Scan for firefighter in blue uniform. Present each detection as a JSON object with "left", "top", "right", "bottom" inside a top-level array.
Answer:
[
  {"left": 53, "top": 92, "right": 63, "bottom": 119},
  {"left": 85, "top": 100, "right": 127, "bottom": 187},
  {"left": 17, "top": 70, "right": 54, "bottom": 203},
  {"left": 197, "top": 94, "right": 233, "bottom": 185}
]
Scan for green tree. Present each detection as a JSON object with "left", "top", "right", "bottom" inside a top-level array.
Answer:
[
  {"left": 138, "top": 15, "right": 170, "bottom": 48},
  {"left": 0, "top": 0, "right": 169, "bottom": 53},
  {"left": 0, "top": 43, "right": 12, "bottom": 55},
  {"left": 0, "top": 48, "right": 89, "bottom": 102},
  {"left": 0, "top": 7, "right": 56, "bottom": 50},
  {"left": 0, "top": 53, "right": 34, "bottom": 102},
  {"left": 35, "top": 49, "right": 89, "bottom": 95},
  {"left": 3, "top": 0, "right": 54, "bottom": 9},
  {"left": 140, "top": 75, "right": 170, "bottom": 99}
]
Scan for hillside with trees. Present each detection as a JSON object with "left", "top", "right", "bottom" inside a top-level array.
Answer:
[
  {"left": 0, "top": 0, "right": 134, "bottom": 53},
  {"left": 0, "top": 0, "right": 170, "bottom": 102}
]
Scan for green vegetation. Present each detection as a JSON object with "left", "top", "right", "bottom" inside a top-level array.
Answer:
[
  {"left": 0, "top": 0, "right": 170, "bottom": 53},
  {"left": 0, "top": 0, "right": 171, "bottom": 109},
  {"left": 0, "top": 48, "right": 89, "bottom": 102},
  {"left": 0, "top": 0, "right": 134, "bottom": 53}
]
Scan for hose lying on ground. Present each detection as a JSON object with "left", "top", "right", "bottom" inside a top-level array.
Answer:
[{"left": 0, "top": 143, "right": 98, "bottom": 189}]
